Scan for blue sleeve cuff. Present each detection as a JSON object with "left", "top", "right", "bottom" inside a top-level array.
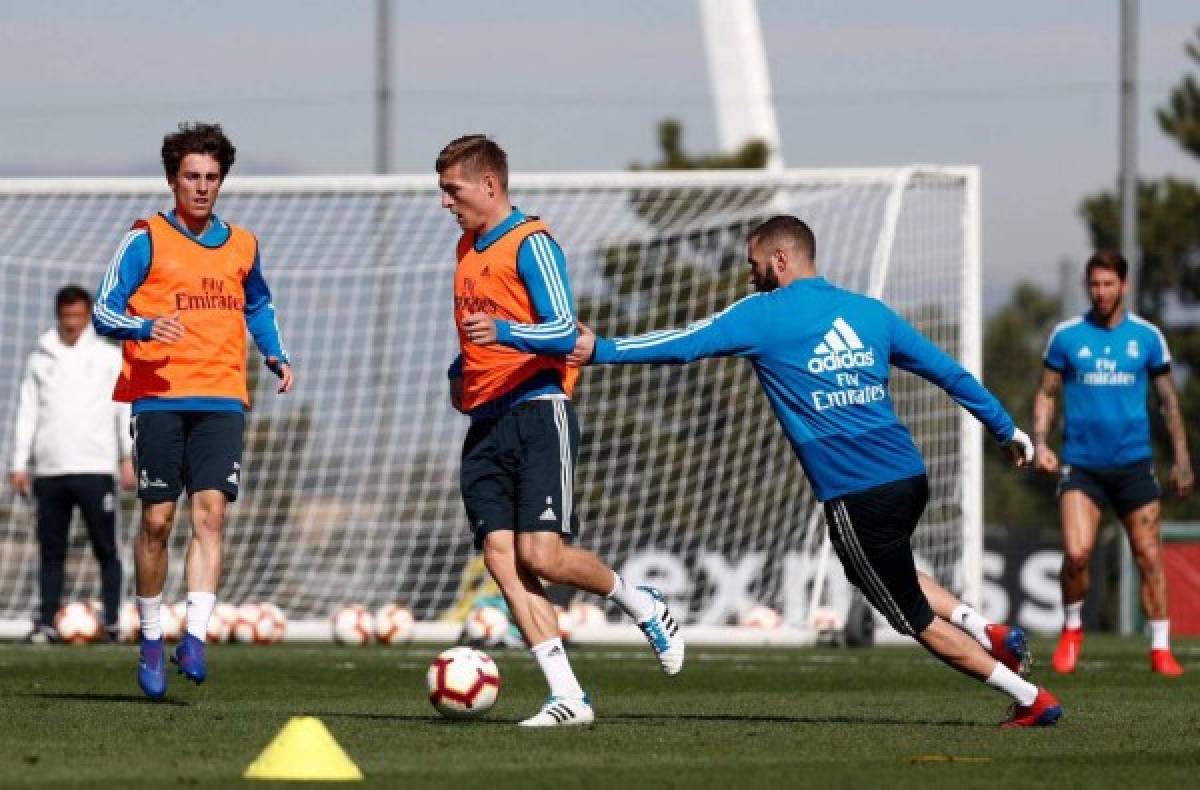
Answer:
[
  {"left": 494, "top": 320, "right": 513, "bottom": 345},
  {"left": 592, "top": 337, "right": 616, "bottom": 364}
]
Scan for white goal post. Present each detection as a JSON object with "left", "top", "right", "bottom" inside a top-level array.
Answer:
[{"left": 0, "top": 167, "right": 981, "bottom": 643}]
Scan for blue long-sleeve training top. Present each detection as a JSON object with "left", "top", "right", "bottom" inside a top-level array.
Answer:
[
  {"left": 588, "top": 276, "right": 1015, "bottom": 501},
  {"left": 93, "top": 210, "right": 288, "bottom": 413}
]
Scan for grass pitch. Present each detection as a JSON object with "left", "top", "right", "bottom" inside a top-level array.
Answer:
[{"left": 1, "top": 634, "right": 1197, "bottom": 788}]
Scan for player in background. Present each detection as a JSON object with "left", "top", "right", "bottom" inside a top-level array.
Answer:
[
  {"left": 93, "top": 122, "right": 294, "bottom": 698},
  {"left": 1034, "top": 250, "right": 1192, "bottom": 676},
  {"left": 440, "top": 134, "right": 683, "bottom": 728},
  {"left": 562, "top": 215, "right": 1061, "bottom": 727}
]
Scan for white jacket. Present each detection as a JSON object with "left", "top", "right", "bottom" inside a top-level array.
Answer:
[{"left": 10, "top": 325, "right": 132, "bottom": 477}]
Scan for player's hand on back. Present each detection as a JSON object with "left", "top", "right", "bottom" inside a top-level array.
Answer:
[
  {"left": 1170, "top": 461, "right": 1194, "bottom": 500},
  {"left": 1033, "top": 441, "right": 1059, "bottom": 475},
  {"left": 1002, "top": 427, "right": 1035, "bottom": 469},
  {"left": 463, "top": 312, "right": 497, "bottom": 345},
  {"left": 567, "top": 322, "right": 596, "bottom": 368},
  {"left": 150, "top": 311, "right": 185, "bottom": 343}
]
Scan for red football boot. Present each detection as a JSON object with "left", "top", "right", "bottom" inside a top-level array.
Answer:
[
  {"left": 1150, "top": 648, "right": 1184, "bottom": 677},
  {"left": 1001, "top": 688, "right": 1063, "bottom": 728},
  {"left": 985, "top": 624, "right": 1032, "bottom": 676},
  {"left": 1051, "top": 628, "right": 1083, "bottom": 674}
]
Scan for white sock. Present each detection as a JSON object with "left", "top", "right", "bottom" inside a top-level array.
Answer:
[
  {"left": 1149, "top": 619, "right": 1170, "bottom": 650},
  {"left": 985, "top": 662, "right": 1038, "bottom": 707},
  {"left": 606, "top": 572, "right": 655, "bottom": 623},
  {"left": 950, "top": 604, "right": 991, "bottom": 650},
  {"left": 531, "top": 638, "right": 585, "bottom": 699},
  {"left": 136, "top": 594, "right": 163, "bottom": 641},
  {"left": 186, "top": 592, "right": 217, "bottom": 642},
  {"left": 1063, "top": 601, "right": 1083, "bottom": 630}
]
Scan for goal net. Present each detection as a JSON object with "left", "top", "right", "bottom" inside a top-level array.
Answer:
[{"left": 0, "top": 168, "right": 980, "bottom": 641}]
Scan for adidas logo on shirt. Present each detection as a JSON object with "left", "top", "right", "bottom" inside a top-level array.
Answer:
[{"left": 808, "top": 317, "right": 875, "bottom": 373}]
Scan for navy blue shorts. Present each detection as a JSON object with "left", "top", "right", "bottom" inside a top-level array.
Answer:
[
  {"left": 823, "top": 474, "right": 936, "bottom": 637},
  {"left": 131, "top": 411, "right": 245, "bottom": 502},
  {"left": 1057, "top": 460, "right": 1161, "bottom": 518},
  {"left": 460, "top": 399, "right": 580, "bottom": 550}
]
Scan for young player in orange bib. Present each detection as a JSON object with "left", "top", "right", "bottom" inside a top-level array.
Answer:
[{"left": 93, "top": 123, "right": 294, "bottom": 699}]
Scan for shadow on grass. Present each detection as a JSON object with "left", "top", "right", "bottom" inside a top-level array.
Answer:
[
  {"left": 313, "top": 711, "right": 518, "bottom": 726},
  {"left": 27, "top": 692, "right": 189, "bottom": 707},
  {"left": 312, "top": 710, "right": 984, "bottom": 728},
  {"left": 610, "top": 712, "right": 987, "bottom": 728}
]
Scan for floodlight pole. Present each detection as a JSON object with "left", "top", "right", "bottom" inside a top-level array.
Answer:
[
  {"left": 698, "top": 0, "right": 784, "bottom": 169},
  {"left": 1119, "top": 0, "right": 1138, "bottom": 305},
  {"left": 375, "top": 0, "right": 392, "bottom": 174}
]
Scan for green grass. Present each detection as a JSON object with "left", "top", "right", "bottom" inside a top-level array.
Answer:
[{"left": 1, "top": 635, "right": 1197, "bottom": 788}]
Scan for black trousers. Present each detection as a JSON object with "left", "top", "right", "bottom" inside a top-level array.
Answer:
[{"left": 32, "top": 474, "right": 122, "bottom": 628}]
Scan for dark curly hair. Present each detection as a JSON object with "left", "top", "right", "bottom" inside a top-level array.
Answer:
[{"left": 161, "top": 122, "right": 236, "bottom": 180}]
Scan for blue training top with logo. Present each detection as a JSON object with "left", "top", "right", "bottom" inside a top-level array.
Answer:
[
  {"left": 589, "top": 276, "right": 1015, "bottom": 502},
  {"left": 1042, "top": 312, "right": 1171, "bottom": 468}
]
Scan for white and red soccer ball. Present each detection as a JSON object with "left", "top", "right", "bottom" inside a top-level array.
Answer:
[
  {"left": 554, "top": 605, "right": 574, "bottom": 643},
  {"left": 463, "top": 605, "right": 509, "bottom": 645},
  {"left": 738, "top": 604, "right": 783, "bottom": 630},
  {"left": 55, "top": 601, "right": 101, "bottom": 644},
  {"left": 331, "top": 605, "right": 375, "bottom": 646},
  {"left": 426, "top": 646, "right": 501, "bottom": 720},
  {"left": 375, "top": 604, "right": 415, "bottom": 645},
  {"left": 232, "top": 602, "right": 286, "bottom": 644},
  {"left": 208, "top": 602, "right": 238, "bottom": 643},
  {"left": 567, "top": 601, "right": 607, "bottom": 630}
]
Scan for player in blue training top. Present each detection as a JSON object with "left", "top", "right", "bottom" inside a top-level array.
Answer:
[
  {"left": 558, "top": 215, "right": 1062, "bottom": 728},
  {"left": 1034, "top": 250, "right": 1192, "bottom": 677}
]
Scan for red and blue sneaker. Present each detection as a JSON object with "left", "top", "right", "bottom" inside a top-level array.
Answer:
[
  {"left": 985, "top": 623, "right": 1032, "bottom": 677},
  {"left": 1001, "top": 688, "right": 1063, "bottom": 728},
  {"left": 138, "top": 637, "right": 167, "bottom": 700},
  {"left": 171, "top": 633, "right": 207, "bottom": 684}
]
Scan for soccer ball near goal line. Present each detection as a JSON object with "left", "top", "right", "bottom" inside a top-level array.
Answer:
[{"left": 426, "top": 646, "right": 501, "bottom": 720}]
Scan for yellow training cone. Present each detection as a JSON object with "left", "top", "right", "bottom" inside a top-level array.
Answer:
[{"left": 244, "top": 716, "right": 363, "bottom": 782}]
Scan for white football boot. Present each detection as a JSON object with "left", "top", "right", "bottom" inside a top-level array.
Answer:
[
  {"left": 636, "top": 586, "right": 685, "bottom": 675},
  {"left": 517, "top": 694, "right": 594, "bottom": 728}
]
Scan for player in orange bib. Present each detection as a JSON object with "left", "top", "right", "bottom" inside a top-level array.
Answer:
[
  {"left": 93, "top": 123, "right": 294, "bottom": 699},
  {"left": 439, "top": 135, "right": 685, "bottom": 727}
]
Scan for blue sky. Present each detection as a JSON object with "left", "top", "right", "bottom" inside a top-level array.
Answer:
[{"left": 2, "top": 1, "right": 1197, "bottom": 312}]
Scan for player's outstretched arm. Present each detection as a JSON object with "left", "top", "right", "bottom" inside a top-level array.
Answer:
[
  {"left": 1153, "top": 371, "right": 1193, "bottom": 499},
  {"left": 570, "top": 295, "right": 762, "bottom": 368},
  {"left": 888, "top": 313, "right": 1016, "bottom": 444},
  {"left": 1032, "top": 368, "right": 1062, "bottom": 474}
]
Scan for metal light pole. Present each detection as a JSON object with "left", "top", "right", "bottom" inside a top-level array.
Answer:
[{"left": 1119, "top": 0, "right": 1138, "bottom": 306}]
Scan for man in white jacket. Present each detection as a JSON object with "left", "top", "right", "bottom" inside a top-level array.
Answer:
[{"left": 10, "top": 285, "right": 136, "bottom": 643}]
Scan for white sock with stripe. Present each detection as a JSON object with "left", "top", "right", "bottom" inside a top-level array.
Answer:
[
  {"left": 136, "top": 594, "right": 163, "bottom": 641},
  {"left": 607, "top": 571, "right": 655, "bottom": 623},
  {"left": 985, "top": 662, "right": 1038, "bottom": 707},
  {"left": 531, "top": 638, "right": 585, "bottom": 699},
  {"left": 950, "top": 604, "right": 991, "bottom": 650},
  {"left": 186, "top": 592, "right": 216, "bottom": 642}
]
